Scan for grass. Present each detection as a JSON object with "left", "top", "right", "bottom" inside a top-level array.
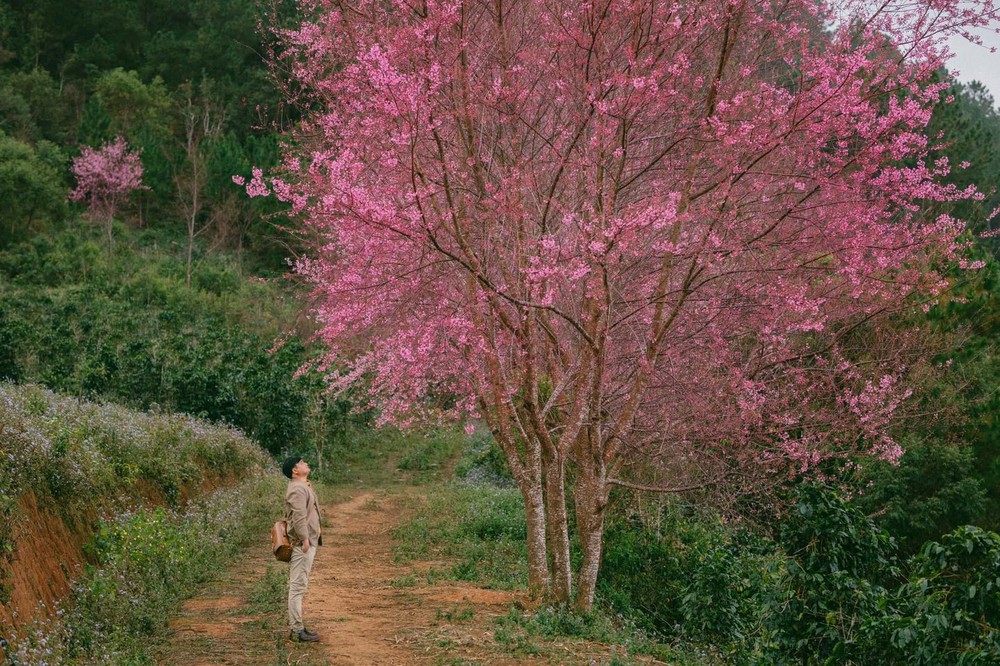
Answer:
[
  {"left": 145, "top": 543, "right": 330, "bottom": 666},
  {"left": 492, "top": 605, "right": 721, "bottom": 665},
  {"left": 392, "top": 484, "right": 529, "bottom": 590},
  {"left": 390, "top": 573, "right": 419, "bottom": 588},
  {"left": 315, "top": 427, "right": 468, "bottom": 487},
  {"left": 435, "top": 604, "right": 476, "bottom": 624},
  {"left": 243, "top": 565, "right": 329, "bottom": 666},
  {"left": 388, "top": 449, "right": 724, "bottom": 665},
  {"left": 433, "top": 657, "right": 478, "bottom": 666},
  {"left": 247, "top": 565, "right": 287, "bottom": 615}
]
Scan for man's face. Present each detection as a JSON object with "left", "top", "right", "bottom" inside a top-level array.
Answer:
[{"left": 293, "top": 459, "right": 311, "bottom": 478}]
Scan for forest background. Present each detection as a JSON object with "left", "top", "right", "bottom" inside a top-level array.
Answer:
[{"left": 2, "top": 0, "right": 1000, "bottom": 663}]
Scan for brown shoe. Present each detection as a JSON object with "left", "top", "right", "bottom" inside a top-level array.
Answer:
[{"left": 290, "top": 629, "right": 320, "bottom": 642}]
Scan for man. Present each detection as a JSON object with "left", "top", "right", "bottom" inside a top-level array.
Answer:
[{"left": 282, "top": 455, "right": 322, "bottom": 642}]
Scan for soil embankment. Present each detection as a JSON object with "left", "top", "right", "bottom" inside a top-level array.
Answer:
[{"left": 0, "top": 492, "right": 90, "bottom": 630}]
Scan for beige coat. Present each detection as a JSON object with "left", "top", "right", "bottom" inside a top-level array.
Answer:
[{"left": 284, "top": 479, "right": 321, "bottom": 547}]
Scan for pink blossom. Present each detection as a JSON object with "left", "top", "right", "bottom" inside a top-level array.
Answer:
[
  {"left": 69, "top": 136, "right": 147, "bottom": 225},
  {"left": 262, "top": 0, "right": 996, "bottom": 529}
]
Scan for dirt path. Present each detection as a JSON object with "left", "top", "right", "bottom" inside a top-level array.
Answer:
[{"left": 154, "top": 488, "right": 529, "bottom": 665}]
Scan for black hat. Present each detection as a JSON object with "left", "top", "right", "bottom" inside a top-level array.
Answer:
[{"left": 282, "top": 456, "right": 302, "bottom": 479}]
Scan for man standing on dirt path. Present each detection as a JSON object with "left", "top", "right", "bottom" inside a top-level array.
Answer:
[{"left": 283, "top": 456, "right": 322, "bottom": 643}]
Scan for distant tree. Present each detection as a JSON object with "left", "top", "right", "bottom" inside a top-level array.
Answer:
[
  {"left": 855, "top": 435, "right": 988, "bottom": 554},
  {"left": 174, "top": 81, "right": 227, "bottom": 287},
  {"left": 94, "top": 68, "right": 171, "bottom": 139},
  {"left": 0, "top": 81, "right": 33, "bottom": 141},
  {"left": 0, "top": 69, "right": 72, "bottom": 143},
  {"left": 926, "top": 81, "right": 1000, "bottom": 249},
  {"left": 69, "top": 136, "right": 146, "bottom": 251},
  {"left": 0, "top": 132, "right": 67, "bottom": 248}
]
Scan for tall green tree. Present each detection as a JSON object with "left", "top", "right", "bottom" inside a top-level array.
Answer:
[{"left": 0, "top": 132, "right": 66, "bottom": 248}]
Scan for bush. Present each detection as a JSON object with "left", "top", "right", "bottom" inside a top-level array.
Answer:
[
  {"left": 599, "top": 502, "right": 774, "bottom": 653},
  {"left": 758, "top": 485, "right": 1000, "bottom": 665},
  {"left": 0, "top": 224, "right": 321, "bottom": 454},
  {"left": 888, "top": 526, "right": 1000, "bottom": 664},
  {"left": 760, "top": 485, "right": 899, "bottom": 665},
  {"left": 598, "top": 485, "right": 998, "bottom": 665}
]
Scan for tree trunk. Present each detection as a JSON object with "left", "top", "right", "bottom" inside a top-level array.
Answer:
[
  {"left": 520, "top": 476, "right": 551, "bottom": 599},
  {"left": 542, "top": 444, "right": 573, "bottom": 603},
  {"left": 186, "top": 168, "right": 199, "bottom": 289},
  {"left": 574, "top": 465, "right": 609, "bottom": 612},
  {"left": 105, "top": 213, "right": 114, "bottom": 257},
  {"left": 186, "top": 214, "right": 195, "bottom": 288}
]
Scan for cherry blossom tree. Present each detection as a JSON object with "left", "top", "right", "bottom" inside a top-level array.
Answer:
[
  {"left": 257, "top": 0, "right": 999, "bottom": 609},
  {"left": 69, "top": 136, "right": 147, "bottom": 251}
]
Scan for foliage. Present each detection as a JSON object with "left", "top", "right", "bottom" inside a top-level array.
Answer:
[
  {"left": 889, "top": 526, "right": 1000, "bottom": 664},
  {"left": 93, "top": 69, "right": 171, "bottom": 138},
  {"left": 381, "top": 442, "right": 1000, "bottom": 664},
  {"left": 0, "top": 382, "right": 270, "bottom": 507},
  {"left": 0, "top": 0, "right": 295, "bottom": 270},
  {"left": 855, "top": 436, "right": 988, "bottom": 554},
  {"left": 0, "top": 223, "right": 331, "bottom": 455},
  {"left": 599, "top": 503, "right": 776, "bottom": 655},
  {"left": 0, "top": 0, "right": 289, "bottom": 135},
  {"left": 393, "top": 484, "right": 529, "bottom": 591},
  {"left": 925, "top": 81, "right": 1000, "bottom": 251},
  {"left": 853, "top": 255, "right": 1000, "bottom": 551},
  {"left": 928, "top": 257, "right": 1000, "bottom": 530},
  {"left": 2, "top": 474, "right": 285, "bottom": 665},
  {"left": 0, "top": 131, "right": 67, "bottom": 248},
  {"left": 453, "top": 430, "right": 514, "bottom": 487},
  {"left": 395, "top": 429, "right": 466, "bottom": 475},
  {"left": 0, "top": 68, "right": 72, "bottom": 143},
  {"left": 755, "top": 485, "right": 1000, "bottom": 665},
  {"left": 761, "top": 485, "right": 899, "bottom": 665}
]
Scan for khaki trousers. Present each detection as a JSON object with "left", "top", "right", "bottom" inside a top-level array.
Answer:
[{"left": 288, "top": 543, "right": 318, "bottom": 632}]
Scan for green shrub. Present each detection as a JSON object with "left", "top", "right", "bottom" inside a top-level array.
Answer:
[
  {"left": 761, "top": 484, "right": 899, "bottom": 665},
  {"left": 596, "top": 485, "right": 999, "bottom": 664},
  {"left": 599, "top": 503, "right": 774, "bottom": 653},
  {"left": 887, "top": 526, "right": 1000, "bottom": 664},
  {"left": 0, "top": 224, "right": 323, "bottom": 455}
]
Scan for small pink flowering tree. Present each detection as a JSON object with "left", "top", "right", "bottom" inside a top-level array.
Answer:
[
  {"left": 260, "top": 0, "right": 998, "bottom": 609},
  {"left": 69, "top": 136, "right": 147, "bottom": 250}
]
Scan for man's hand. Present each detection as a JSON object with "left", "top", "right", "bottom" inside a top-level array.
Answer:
[{"left": 302, "top": 540, "right": 311, "bottom": 554}]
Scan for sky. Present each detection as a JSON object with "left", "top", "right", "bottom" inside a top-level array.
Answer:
[{"left": 947, "top": 27, "right": 1000, "bottom": 103}]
